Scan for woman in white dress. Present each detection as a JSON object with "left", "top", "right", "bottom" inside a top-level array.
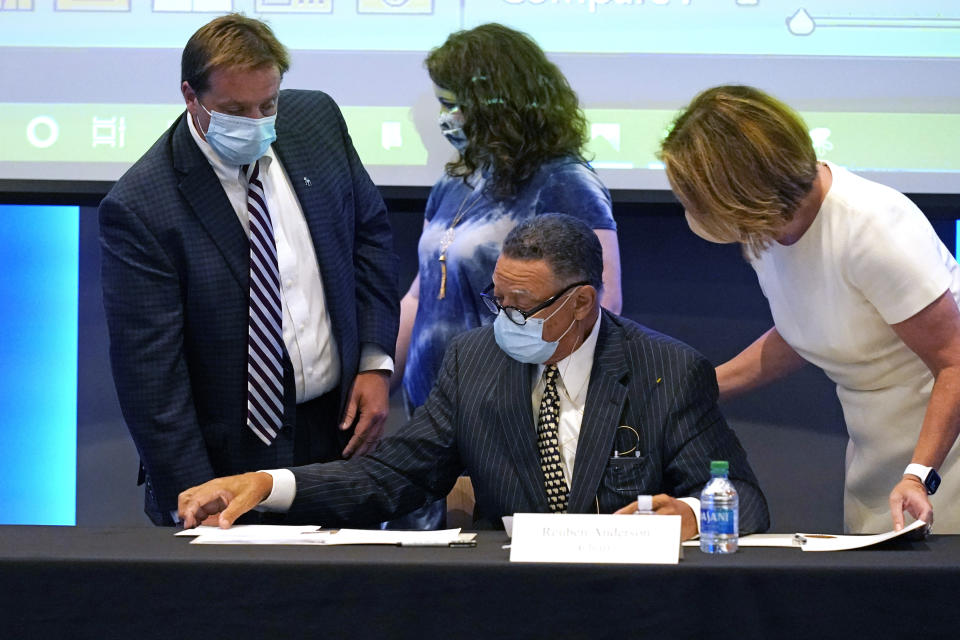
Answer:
[{"left": 658, "top": 85, "right": 960, "bottom": 533}]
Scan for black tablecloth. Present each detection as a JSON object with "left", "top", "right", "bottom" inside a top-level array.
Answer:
[{"left": 2, "top": 526, "right": 959, "bottom": 639}]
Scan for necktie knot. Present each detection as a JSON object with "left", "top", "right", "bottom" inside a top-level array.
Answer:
[
  {"left": 543, "top": 364, "right": 559, "bottom": 385},
  {"left": 243, "top": 161, "right": 259, "bottom": 184}
]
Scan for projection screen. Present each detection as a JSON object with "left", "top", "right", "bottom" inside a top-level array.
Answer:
[{"left": 1, "top": 0, "right": 958, "bottom": 193}]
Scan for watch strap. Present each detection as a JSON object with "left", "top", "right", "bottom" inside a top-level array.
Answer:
[{"left": 904, "top": 463, "right": 940, "bottom": 495}]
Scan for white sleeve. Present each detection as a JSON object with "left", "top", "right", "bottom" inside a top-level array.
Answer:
[
  {"left": 256, "top": 468, "right": 297, "bottom": 512},
  {"left": 677, "top": 497, "right": 701, "bottom": 538},
  {"left": 359, "top": 343, "right": 394, "bottom": 374}
]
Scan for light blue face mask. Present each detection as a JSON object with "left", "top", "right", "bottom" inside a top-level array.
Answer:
[
  {"left": 493, "top": 290, "right": 578, "bottom": 364},
  {"left": 198, "top": 102, "right": 277, "bottom": 166},
  {"left": 438, "top": 108, "right": 468, "bottom": 153}
]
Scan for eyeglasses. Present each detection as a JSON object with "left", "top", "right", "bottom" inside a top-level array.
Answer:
[{"left": 480, "top": 280, "right": 588, "bottom": 326}]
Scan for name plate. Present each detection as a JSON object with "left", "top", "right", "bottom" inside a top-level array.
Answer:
[{"left": 509, "top": 513, "right": 681, "bottom": 564}]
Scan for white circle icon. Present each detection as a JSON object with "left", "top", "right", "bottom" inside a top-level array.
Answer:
[{"left": 27, "top": 116, "right": 60, "bottom": 149}]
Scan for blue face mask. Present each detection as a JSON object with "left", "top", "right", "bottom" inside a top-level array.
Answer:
[
  {"left": 198, "top": 102, "right": 277, "bottom": 166},
  {"left": 493, "top": 290, "right": 578, "bottom": 364},
  {"left": 438, "top": 108, "right": 468, "bottom": 153}
]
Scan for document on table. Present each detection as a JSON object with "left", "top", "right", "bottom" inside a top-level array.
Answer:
[
  {"left": 175, "top": 525, "right": 476, "bottom": 547},
  {"left": 681, "top": 519, "right": 927, "bottom": 551}
]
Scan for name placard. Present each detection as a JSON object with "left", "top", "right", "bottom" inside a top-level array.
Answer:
[{"left": 509, "top": 513, "right": 681, "bottom": 564}]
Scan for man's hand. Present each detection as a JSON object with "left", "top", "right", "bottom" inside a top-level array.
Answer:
[
  {"left": 340, "top": 370, "right": 390, "bottom": 458},
  {"left": 889, "top": 475, "right": 934, "bottom": 531},
  {"left": 614, "top": 494, "right": 699, "bottom": 540},
  {"left": 177, "top": 472, "right": 274, "bottom": 529}
]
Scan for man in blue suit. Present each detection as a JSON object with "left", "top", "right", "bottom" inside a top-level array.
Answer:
[
  {"left": 100, "top": 14, "right": 399, "bottom": 526},
  {"left": 178, "top": 214, "right": 769, "bottom": 539}
]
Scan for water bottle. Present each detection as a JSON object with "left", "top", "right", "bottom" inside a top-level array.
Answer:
[{"left": 700, "top": 460, "right": 739, "bottom": 553}]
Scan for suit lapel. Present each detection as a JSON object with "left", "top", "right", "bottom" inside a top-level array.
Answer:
[
  {"left": 173, "top": 114, "right": 248, "bottom": 288},
  {"left": 494, "top": 358, "right": 549, "bottom": 510},
  {"left": 273, "top": 117, "right": 325, "bottom": 237},
  {"left": 568, "top": 313, "right": 629, "bottom": 513}
]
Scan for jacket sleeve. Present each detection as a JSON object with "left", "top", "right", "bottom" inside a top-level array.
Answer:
[
  {"left": 660, "top": 353, "right": 771, "bottom": 535},
  {"left": 285, "top": 332, "right": 466, "bottom": 526},
  {"left": 99, "top": 192, "right": 215, "bottom": 520}
]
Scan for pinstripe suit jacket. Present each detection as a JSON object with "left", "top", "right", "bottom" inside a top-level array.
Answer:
[
  {"left": 287, "top": 310, "right": 770, "bottom": 533},
  {"left": 99, "top": 90, "right": 399, "bottom": 524}
]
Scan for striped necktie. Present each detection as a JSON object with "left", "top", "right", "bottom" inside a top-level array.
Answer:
[
  {"left": 537, "top": 364, "right": 569, "bottom": 512},
  {"left": 243, "top": 161, "right": 284, "bottom": 445}
]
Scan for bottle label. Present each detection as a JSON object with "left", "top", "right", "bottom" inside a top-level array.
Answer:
[{"left": 701, "top": 507, "right": 736, "bottom": 536}]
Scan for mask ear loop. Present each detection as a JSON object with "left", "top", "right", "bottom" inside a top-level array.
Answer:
[
  {"left": 191, "top": 93, "right": 213, "bottom": 136},
  {"left": 192, "top": 105, "right": 207, "bottom": 136}
]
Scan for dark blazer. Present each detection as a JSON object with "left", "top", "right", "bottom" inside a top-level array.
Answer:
[
  {"left": 287, "top": 311, "right": 770, "bottom": 533},
  {"left": 99, "top": 90, "right": 399, "bottom": 524}
]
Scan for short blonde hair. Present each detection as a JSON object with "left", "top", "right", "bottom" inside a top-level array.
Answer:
[
  {"left": 659, "top": 85, "right": 818, "bottom": 257},
  {"left": 181, "top": 13, "right": 290, "bottom": 96}
]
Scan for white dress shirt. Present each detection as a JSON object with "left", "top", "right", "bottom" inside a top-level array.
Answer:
[
  {"left": 530, "top": 313, "right": 601, "bottom": 490},
  {"left": 187, "top": 113, "right": 392, "bottom": 404}
]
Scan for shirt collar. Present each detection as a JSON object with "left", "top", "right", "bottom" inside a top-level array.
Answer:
[
  {"left": 186, "top": 108, "right": 274, "bottom": 182},
  {"left": 537, "top": 311, "right": 602, "bottom": 404}
]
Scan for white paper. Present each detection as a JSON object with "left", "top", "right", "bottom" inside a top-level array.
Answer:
[
  {"left": 509, "top": 513, "right": 681, "bottom": 564},
  {"left": 174, "top": 524, "right": 318, "bottom": 539},
  {"left": 682, "top": 533, "right": 798, "bottom": 548},
  {"left": 179, "top": 525, "right": 470, "bottom": 547},
  {"left": 681, "top": 519, "right": 928, "bottom": 551},
  {"left": 797, "top": 519, "right": 927, "bottom": 551}
]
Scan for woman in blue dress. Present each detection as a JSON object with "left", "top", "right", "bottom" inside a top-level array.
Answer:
[
  {"left": 396, "top": 23, "right": 622, "bottom": 412},
  {"left": 386, "top": 24, "right": 621, "bottom": 529}
]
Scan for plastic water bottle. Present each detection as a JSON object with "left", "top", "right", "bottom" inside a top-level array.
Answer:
[{"left": 700, "top": 460, "right": 739, "bottom": 553}]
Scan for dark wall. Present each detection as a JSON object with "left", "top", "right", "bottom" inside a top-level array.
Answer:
[{"left": 74, "top": 194, "right": 959, "bottom": 531}]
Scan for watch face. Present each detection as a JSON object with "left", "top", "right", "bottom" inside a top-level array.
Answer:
[{"left": 926, "top": 469, "right": 942, "bottom": 495}]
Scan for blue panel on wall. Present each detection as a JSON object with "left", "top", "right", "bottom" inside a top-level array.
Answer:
[
  {"left": 0, "top": 205, "right": 78, "bottom": 525},
  {"left": 956, "top": 219, "right": 960, "bottom": 260}
]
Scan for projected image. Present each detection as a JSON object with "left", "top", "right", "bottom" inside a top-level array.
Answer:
[
  {"left": 153, "top": 1, "right": 234, "bottom": 11},
  {"left": 253, "top": 0, "right": 331, "bottom": 14},
  {"left": 356, "top": 0, "right": 432, "bottom": 15},
  {"left": 54, "top": 0, "right": 130, "bottom": 10},
  {"left": 1, "top": 0, "right": 958, "bottom": 190},
  {"left": 786, "top": 7, "right": 960, "bottom": 37}
]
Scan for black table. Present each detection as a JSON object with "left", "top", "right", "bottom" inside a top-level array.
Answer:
[{"left": 2, "top": 526, "right": 959, "bottom": 639}]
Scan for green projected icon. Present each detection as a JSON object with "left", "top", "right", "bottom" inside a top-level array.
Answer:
[{"left": 340, "top": 107, "right": 428, "bottom": 166}]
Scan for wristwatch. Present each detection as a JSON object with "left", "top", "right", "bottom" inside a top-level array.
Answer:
[{"left": 904, "top": 463, "right": 941, "bottom": 495}]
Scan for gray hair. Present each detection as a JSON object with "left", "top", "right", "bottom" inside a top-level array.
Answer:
[{"left": 500, "top": 213, "right": 603, "bottom": 290}]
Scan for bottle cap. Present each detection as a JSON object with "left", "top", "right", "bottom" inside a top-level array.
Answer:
[
  {"left": 710, "top": 460, "right": 729, "bottom": 473},
  {"left": 636, "top": 494, "right": 654, "bottom": 513}
]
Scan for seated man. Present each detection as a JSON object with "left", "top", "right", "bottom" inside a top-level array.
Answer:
[{"left": 179, "top": 214, "right": 770, "bottom": 539}]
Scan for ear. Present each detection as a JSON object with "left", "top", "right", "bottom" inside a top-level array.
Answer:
[
  {"left": 181, "top": 81, "right": 197, "bottom": 110},
  {"left": 573, "top": 285, "right": 597, "bottom": 320}
]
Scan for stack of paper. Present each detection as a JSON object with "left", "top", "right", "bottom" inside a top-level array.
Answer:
[{"left": 176, "top": 525, "right": 476, "bottom": 547}]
